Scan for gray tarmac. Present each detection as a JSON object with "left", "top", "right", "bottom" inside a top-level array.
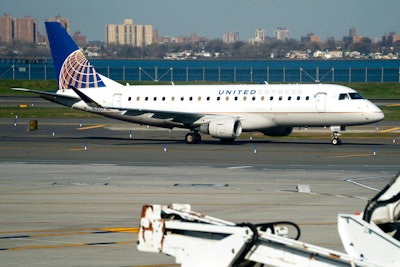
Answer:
[{"left": 1, "top": 116, "right": 400, "bottom": 267}]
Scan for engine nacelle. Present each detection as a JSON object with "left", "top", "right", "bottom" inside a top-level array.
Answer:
[
  {"left": 199, "top": 118, "right": 242, "bottom": 139},
  {"left": 262, "top": 126, "right": 293, "bottom": 137}
]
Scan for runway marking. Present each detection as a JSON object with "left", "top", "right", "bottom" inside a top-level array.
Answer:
[
  {"left": 0, "top": 227, "right": 139, "bottom": 239},
  {"left": 0, "top": 240, "right": 135, "bottom": 251},
  {"left": 0, "top": 227, "right": 139, "bottom": 251},
  {"left": 346, "top": 179, "right": 380, "bottom": 191},
  {"left": 379, "top": 127, "right": 400, "bottom": 133},
  {"left": 131, "top": 265, "right": 179, "bottom": 267},
  {"left": 227, "top": 166, "right": 253, "bottom": 169},
  {"left": 324, "top": 153, "right": 372, "bottom": 159},
  {"left": 76, "top": 124, "right": 108, "bottom": 130}
]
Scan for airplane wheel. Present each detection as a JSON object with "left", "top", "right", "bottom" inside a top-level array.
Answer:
[
  {"left": 331, "top": 138, "right": 341, "bottom": 145},
  {"left": 185, "top": 133, "right": 195, "bottom": 144},
  {"left": 185, "top": 132, "right": 201, "bottom": 144},
  {"left": 194, "top": 133, "right": 201, "bottom": 144}
]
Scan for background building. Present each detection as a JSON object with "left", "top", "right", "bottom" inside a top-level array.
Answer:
[
  {"left": 73, "top": 31, "right": 86, "bottom": 47},
  {"left": 301, "top": 33, "right": 321, "bottom": 43},
  {"left": 274, "top": 27, "right": 290, "bottom": 41},
  {"left": 45, "top": 15, "right": 70, "bottom": 34},
  {"left": 106, "top": 18, "right": 153, "bottom": 47},
  {"left": 0, "top": 13, "right": 38, "bottom": 43},
  {"left": 222, "top": 32, "right": 239, "bottom": 43},
  {"left": 255, "top": 28, "right": 266, "bottom": 43}
]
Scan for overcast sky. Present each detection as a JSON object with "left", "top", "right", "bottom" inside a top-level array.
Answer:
[{"left": 3, "top": 0, "right": 400, "bottom": 41}]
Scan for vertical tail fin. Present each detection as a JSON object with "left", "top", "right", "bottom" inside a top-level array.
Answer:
[{"left": 45, "top": 22, "right": 106, "bottom": 90}]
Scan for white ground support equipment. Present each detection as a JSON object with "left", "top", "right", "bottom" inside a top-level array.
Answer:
[{"left": 137, "top": 173, "right": 400, "bottom": 267}]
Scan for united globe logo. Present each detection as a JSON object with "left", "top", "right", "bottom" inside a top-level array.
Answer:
[{"left": 59, "top": 50, "right": 105, "bottom": 90}]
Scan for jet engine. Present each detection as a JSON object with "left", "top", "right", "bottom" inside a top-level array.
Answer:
[
  {"left": 262, "top": 126, "right": 293, "bottom": 137},
  {"left": 199, "top": 118, "right": 242, "bottom": 139}
]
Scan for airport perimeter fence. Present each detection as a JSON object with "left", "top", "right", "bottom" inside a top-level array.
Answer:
[{"left": 1, "top": 64, "right": 400, "bottom": 83}]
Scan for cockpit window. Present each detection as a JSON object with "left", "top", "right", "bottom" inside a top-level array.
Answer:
[
  {"left": 349, "top": 93, "right": 364, "bottom": 99},
  {"left": 338, "top": 93, "right": 349, "bottom": 100},
  {"left": 339, "top": 93, "right": 364, "bottom": 100}
]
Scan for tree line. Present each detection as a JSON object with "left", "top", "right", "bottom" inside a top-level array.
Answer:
[{"left": 1, "top": 37, "right": 399, "bottom": 60}]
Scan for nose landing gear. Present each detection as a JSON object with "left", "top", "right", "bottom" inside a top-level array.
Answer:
[{"left": 330, "top": 126, "right": 344, "bottom": 145}]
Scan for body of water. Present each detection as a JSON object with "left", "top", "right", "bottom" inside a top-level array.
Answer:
[{"left": 1, "top": 59, "right": 399, "bottom": 83}]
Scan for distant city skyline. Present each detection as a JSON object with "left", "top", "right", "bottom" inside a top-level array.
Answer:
[{"left": 3, "top": 0, "right": 400, "bottom": 41}]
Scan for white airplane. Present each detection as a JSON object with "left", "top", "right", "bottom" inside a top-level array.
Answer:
[{"left": 13, "top": 22, "right": 384, "bottom": 145}]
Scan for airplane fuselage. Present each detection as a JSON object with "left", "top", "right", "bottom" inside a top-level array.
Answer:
[{"left": 65, "top": 83, "right": 383, "bottom": 132}]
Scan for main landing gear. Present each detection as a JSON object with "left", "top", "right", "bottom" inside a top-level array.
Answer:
[{"left": 185, "top": 131, "right": 202, "bottom": 144}]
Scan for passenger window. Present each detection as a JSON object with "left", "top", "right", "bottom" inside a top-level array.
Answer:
[
  {"left": 226, "top": 96, "right": 229, "bottom": 101},
  {"left": 243, "top": 96, "right": 247, "bottom": 101},
  {"left": 261, "top": 96, "right": 265, "bottom": 101},
  {"left": 207, "top": 96, "right": 210, "bottom": 101},
  {"left": 198, "top": 96, "right": 201, "bottom": 101},
  {"left": 279, "top": 96, "right": 282, "bottom": 101},
  {"left": 189, "top": 97, "right": 193, "bottom": 101},
  {"left": 181, "top": 97, "right": 184, "bottom": 101},
  {"left": 145, "top": 97, "right": 149, "bottom": 101},
  {"left": 234, "top": 96, "right": 238, "bottom": 101},
  {"left": 171, "top": 97, "right": 175, "bottom": 101},
  {"left": 288, "top": 96, "right": 291, "bottom": 101},
  {"left": 297, "top": 96, "right": 300, "bottom": 100},
  {"left": 270, "top": 96, "right": 273, "bottom": 101},
  {"left": 162, "top": 97, "right": 166, "bottom": 101},
  {"left": 217, "top": 96, "right": 220, "bottom": 101},
  {"left": 252, "top": 96, "right": 256, "bottom": 101},
  {"left": 306, "top": 96, "right": 309, "bottom": 100},
  {"left": 136, "top": 97, "right": 140, "bottom": 101},
  {"left": 153, "top": 97, "right": 157, "bottom": 101},
  {"left": 128, "top": 97, "right": 132, "bottom": 101}
]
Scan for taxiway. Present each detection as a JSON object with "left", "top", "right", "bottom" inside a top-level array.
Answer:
[{"left": 0, "top": 117, "right": 399, "bottom": 266}]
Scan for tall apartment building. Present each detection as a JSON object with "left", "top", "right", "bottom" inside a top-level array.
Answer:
[
  {"left": 106, "top": 19, "right": 153, "bottom": 47},
  {"left": 274, "top": 27, "right": 290, "bottom": 41},
  {"left": 45, "top": 15, "right": 70, "bottom": 33},
  {"left": 222, "top": 32, "right": 239, "bottom": 43},
  {"left": 255, "top": 28, "right": 266, "bottom": 43},
  {"left": 383, "top": 32, "right": 400, "bottom": 45},
  {"left": 0, "top": 13, "right": 38, "bottom": 43}
]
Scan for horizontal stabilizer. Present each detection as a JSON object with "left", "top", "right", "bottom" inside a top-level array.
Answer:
[{"left": 11, "top": 87, "right": 81, "bottom": 107}]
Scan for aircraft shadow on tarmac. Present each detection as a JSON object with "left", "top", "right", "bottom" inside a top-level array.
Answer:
[{"left": 58, "top": 135, "right": 384, "bottom": 147}]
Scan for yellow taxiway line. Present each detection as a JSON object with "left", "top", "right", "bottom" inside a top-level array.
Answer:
[{"left": 379, "top": 127, "right": 400, "bottom": 133}]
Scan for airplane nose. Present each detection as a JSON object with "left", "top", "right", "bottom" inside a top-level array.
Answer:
[
  {"left": 374, "top": 110, "right": 385, "bottom": 121},
  {"left": 367, "top": 106, "right": 384, "bottom": 122}
]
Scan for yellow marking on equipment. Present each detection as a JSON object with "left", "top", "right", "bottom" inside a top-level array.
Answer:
[
  {"left": 387, "top": 103, "right": 400, "bottom": 107},
  {"left": 324, "top": 153, "right": 371, "bottom": 159},
  {"left": 76, "top": 124, "right": 108, "bottom": 130},
  {"left": 379, "top": 127, "right": 400, "bottom": 133}
]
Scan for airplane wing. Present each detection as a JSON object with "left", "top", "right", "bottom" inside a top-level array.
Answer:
[{"left": 123, "top": 108, "right": 208, "bottom": 125}]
